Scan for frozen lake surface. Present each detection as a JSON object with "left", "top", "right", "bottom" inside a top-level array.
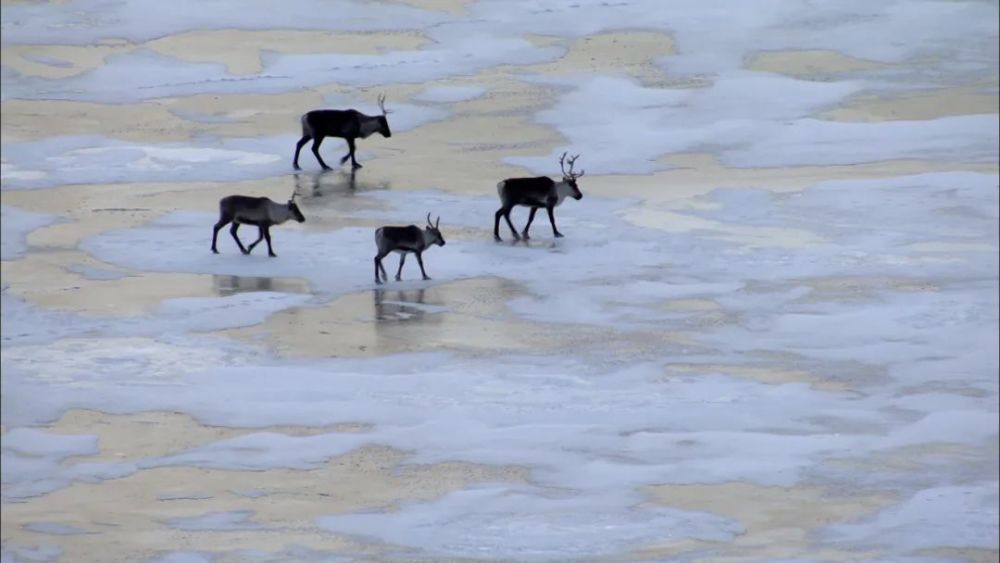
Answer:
[{"left": 1, "top": 0, "right": 997, "bottom": 561}]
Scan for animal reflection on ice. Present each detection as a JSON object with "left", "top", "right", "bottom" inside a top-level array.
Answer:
[
  {"left": 212, "top": 274, "right": 308, "bottom": 297},
  {"left": 372, "top": 287, "right": 432, "bottom": 322},
  {"left": 292, "top": 169, "right": 390, "bottom": 199}
]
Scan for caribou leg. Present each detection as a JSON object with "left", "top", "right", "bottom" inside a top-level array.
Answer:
[
  {"left": 374, "top": 252, "right": 389, "bottom": 284},
  {"left": 341, "top": 138, "right": 362, "bottom": 169},
  {"left": 229, "top": 223, "right": 249, "bottom": 254},
  {"left": 395, "top": 253, "right": 407, "bottom": 281},
  {"left": 494, "top": 205, "right": 520, "bottom": 241},
  {"left": 211, "top": 216, "right": 231, "bottom": 254},
  {"left": 546, "top": 204, "right": 563, "bottom": 238},
  {"left": 311, "top": 136, "right": 331, "bottom": 170},
  {"left": 293, "top": 135, "right": 311, "bottom": 170},
  {"left": 246, "top": 226, "right": 265, "bottom": 254},
  {"left": 262, "top": 226, "right": 277, "bottom": 257},
  {"left": 415, "top": 251, "right": 431, "bottom": 281},
  {"left": 521, "top": 207, "right": 539, "bottom": 239}
]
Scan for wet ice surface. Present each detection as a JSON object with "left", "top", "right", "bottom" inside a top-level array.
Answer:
[
  {"left": 510, "top": 74, "right": 998, "bottom": 173},
  {"left": 148, "top": 553, "right": 213, "bottom": 563},
  {"left": 825, "top": 483, "right": 1000, "bottom": 553},
  {"left": 2, "top": 0, "right": 999, "bottom": 559},
  {"left": 317, "top": 486, "right": 742, "bottom": 559},
  {"left": 0, "top": 290, "right": 313, "bottom": 346},
  {"left": 21, "top": 522, "right": 93, "bottom": 536},
  {"left": 0, "top": 544, "right": 63, "bottom": 562},
  {"left": 0, "top": 204, "right": 58, "bottom": 259},
  {"left": 166, "top": 510, "right": 262, "bottom": 531},
  {"left": 2, "top": 2, "right": 998, "bottom": 187},
  {"left": 5, "top": 172, "right": 999, "bottom": 557},
  {"left": 1, "top": 101, "right": 447, "bottom": 189}
]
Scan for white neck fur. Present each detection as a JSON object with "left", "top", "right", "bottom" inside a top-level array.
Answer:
[
  {"left": 269, "top": 202, "right": 293, "bottom": 224},
  {"left": 554, "top": 181, "right": 574, "bottom": 206}
]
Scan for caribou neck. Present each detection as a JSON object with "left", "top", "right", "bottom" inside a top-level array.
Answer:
[
  {"left": 358, "top": 115, "right": 382, "bottom": 138},
  {"left": 269, "top": 203, "right": 295, "bottom": 224},
  {"left": 419, "top": 228, "right": 437, "bottom": 248},
  {"left": 554, "top": 181, "right": 575, "bottom": 205}
]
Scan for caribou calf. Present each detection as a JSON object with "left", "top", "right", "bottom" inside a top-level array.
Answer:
[
  {"left": 211, "top": 195, "right": 305, "bottom": 257},
  {"left": 293, "top": 94, "right": 392, "bottom": 171},
  {"left": 494, "top": 152, "right": 584, "bottom": 242},
  {"left": 374, "top": 213, "right": 446, "bottom": 285}
]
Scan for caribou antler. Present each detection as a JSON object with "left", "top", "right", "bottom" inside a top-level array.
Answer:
[
  {"left": 426, "top": 212, "right": 433, "bottom": 227},
  {"left": 559, "top": 152, "right": 585, "bottom": 180},
  {"left": 377, "top": 93, "right": 391, "bottom": 115},
  {"left": 435, "top": 215, "right": 440, "bottom": 229}
]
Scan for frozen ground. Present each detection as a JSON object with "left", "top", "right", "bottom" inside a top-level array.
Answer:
[{"left": 1, "top": 0, "right": 998, "bottom": 561}]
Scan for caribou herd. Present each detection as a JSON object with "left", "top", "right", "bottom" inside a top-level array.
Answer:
[{"left": 212, "top": 94, "right": 585, "bottom": 285}]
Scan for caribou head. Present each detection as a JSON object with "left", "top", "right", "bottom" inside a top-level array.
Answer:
[
  {"left": 424, "top": 212, "right": 445, "bottom": 246},
  {"left": 559, "top": 152, "right": 584, "bottom": 200},
  {"left": 376, "top": 93, "right": 393, "bottom": 138}
]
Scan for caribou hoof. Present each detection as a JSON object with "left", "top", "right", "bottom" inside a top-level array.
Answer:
[{"left": 554, "top": 232, "right": 565, "bottom": 238}]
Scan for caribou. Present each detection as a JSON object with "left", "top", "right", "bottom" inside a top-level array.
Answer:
[
  {"left": 494, "top": 152, "right": 584, "bottom": 241},
  {"left": 210, "top": 194, "right": 305, "bottom": 257},
  {"left": 374, "top": 213, "right": 446, "bottom": 285},
  {"left": 293, "top": 94, "right": 392, "bottom": 171}
]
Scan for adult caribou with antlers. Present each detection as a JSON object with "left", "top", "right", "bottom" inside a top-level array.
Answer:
[
  {"left": 374, "top": 213, "right": 446, "bottom": 285},
  {"left": 293, "top": 94, "right": 393, "bottom": 171},
  {"left": 211, "top": 194, "right": 305, "bottom": 257},
  {"left": 494, "top": 152, "right": 585, "bottom": 241}
]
